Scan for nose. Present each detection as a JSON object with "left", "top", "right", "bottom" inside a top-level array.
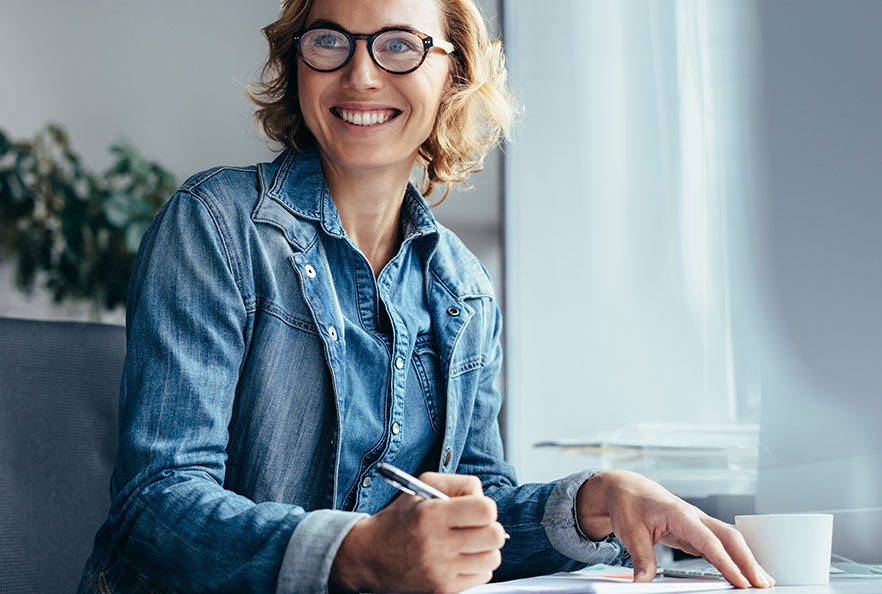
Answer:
[{"left": 342, "top": 40, "right": 383, "bottom": 91}]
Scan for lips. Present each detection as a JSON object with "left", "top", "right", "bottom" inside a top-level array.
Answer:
[{"left": 330, "top": 106, "right": 402, "bottom": 126}]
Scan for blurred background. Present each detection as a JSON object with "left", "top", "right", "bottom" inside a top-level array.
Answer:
[
  {"left": 2, "top": 0, "right": 880, "bottom": 563},
  {"left": 0, "top": 0, "right": 503, "bottom": 324}
]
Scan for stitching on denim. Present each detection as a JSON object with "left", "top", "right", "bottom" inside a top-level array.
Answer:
[
  {"left": 250, "top": 208, "right": 309, "bottom": 252},
  {"left": 351, "top": 247, "right": 382, "bottom": 338},
  {"left": 255, "top": 298, "right": 319, "bottom": 335},
  {"left": 450, "top": 354, "right": 485, "bottom": 377},
  {"left": 179, "top": 190, "right": 248, "bottom": 310},
  {"left": 411, "top": 351, "right": 443, "bottom": 434},
  {"left": 179, "top": 166, "right": 250, "bottom": 193},
  {"left": 414, "top": 332, "right": 435, "bottom": 350}
]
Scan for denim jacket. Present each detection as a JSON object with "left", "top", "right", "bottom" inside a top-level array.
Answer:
[{"left": 79, "top": 150, "right": 625, "bottom": 594}]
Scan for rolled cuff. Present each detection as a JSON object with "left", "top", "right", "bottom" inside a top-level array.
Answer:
[
  {"left": 541, "top": 470, "right": 627, "bottom": 565},
  {"left": 276, "top": 509, "right": 370, "bottom": 594}
]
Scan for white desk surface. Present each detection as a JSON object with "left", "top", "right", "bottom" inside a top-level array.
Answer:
[{"left": 762, "top": 578, "right": 882, "bottom": 593}]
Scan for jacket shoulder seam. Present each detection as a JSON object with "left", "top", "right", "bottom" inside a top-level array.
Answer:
[{"left": 175, "top": 189, "right": 248, "bottom": 307}]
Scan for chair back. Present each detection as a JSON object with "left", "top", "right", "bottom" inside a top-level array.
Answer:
[{"left": 0, "top": 317, "right": 124, "bottom": 594}]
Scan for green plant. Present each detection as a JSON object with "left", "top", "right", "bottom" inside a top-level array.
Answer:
[{"left": 0, "top": 124, "right": 176, "bottom": 313}]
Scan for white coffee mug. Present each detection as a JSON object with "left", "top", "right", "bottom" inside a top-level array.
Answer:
[{"left": 735, "top": 513, "right": 833, "bottom": 586}]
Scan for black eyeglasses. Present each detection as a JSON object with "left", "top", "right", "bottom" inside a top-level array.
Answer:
[{"left": 293, "top": 24, "right": 455, "bottom": 75}]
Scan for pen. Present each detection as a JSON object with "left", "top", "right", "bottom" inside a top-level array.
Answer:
[{"left": 376, "top": 462, "right": 511, "bottom": 539}]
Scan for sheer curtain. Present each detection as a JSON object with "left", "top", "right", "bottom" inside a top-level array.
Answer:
[{"left": 502, "top": 0, "right": 763, "bottom": 487}]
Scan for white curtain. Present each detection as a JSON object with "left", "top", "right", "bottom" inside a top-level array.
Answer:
[{"left": 502, "top": 0, "right": 763, "bottom": 486}]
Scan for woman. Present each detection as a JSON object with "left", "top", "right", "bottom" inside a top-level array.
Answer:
[{"left": 79, "top": 0, "right": 774, "bottom": 592}]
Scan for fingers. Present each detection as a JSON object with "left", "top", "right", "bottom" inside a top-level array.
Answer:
[
  {"left": 705, "top": 518, "right": 776, "bottom": 589},
  {"left": 446, "top": 572, "right": 495, "bottom": 594},
  {"left": 431, "top": 494, "right": 497, "bottom": 528},
  {"left": 684, "top": 523, "right": 753, "bottom": 589},
  {"left": 451, "top": 523, "right": 508, "bottom": 553},
  {"left": 335, "top": 477, "right": 504, "bottom": 594},
  {"left": 615, "top": 525, "right": 657, "bottom": 582},
  {"left": 595, "top": 471, "right": 774, "bottom": 589},
  {"left": 419, "top": 471, "right": 484, "bottom": 497},
  {"left": 674, "top": 516, "right": 773, "bottom": 589},
  {"left": 457, "top": 549, "right": 503, "bottom": 574}
]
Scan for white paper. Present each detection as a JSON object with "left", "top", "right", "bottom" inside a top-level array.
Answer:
[{"left": 460, "top": 572, "right": 734, "bottom": 594}]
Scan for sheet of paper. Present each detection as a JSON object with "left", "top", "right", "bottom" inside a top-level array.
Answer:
[{"left": 460, "top": 571, "right": 733, "bottom": 594}]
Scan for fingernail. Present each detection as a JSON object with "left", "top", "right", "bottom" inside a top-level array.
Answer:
[{"left": 755, "top": 565, "right": 773, "bottom": 588}]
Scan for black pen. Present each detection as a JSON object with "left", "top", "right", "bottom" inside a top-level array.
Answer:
[{"left": 376, "top": 462, "right": 511, "bottom": 539}]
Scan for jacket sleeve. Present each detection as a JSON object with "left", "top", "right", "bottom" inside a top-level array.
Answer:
[
  {"left": 455, "top": 298, "right": 627, "bottom": 581},
  {"left": 108, "top": 190, "right": 365, "bottom": 594}
]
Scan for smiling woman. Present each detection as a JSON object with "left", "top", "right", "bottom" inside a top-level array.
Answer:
[
  {"left": 246, "top": 0, "right": 514, "bottom": 199},
  {"left": 77, "top": 1, "right": 775, "bottom": 593}
]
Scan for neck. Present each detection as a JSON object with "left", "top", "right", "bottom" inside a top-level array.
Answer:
[{"left": 319, "top": 154, "right": 415, "bottom": 277}]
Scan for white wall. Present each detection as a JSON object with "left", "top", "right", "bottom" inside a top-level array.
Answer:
[{"left": 0, "top": 0, "right": 503, "bottom": 322}]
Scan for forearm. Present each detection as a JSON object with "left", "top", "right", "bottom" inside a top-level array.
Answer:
[
  {"left": 110, "top": 469, "right": 297, "bottom": 592},
  {"left": 111, "top": 467, "right": 367, "bottom": 594}
]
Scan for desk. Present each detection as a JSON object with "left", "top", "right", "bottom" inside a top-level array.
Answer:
[{"left": 765, "top": 579, "right": 882, "bottom": 593}]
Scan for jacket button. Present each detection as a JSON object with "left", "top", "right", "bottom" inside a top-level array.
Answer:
[
  {"left": 391, "top": 422, "right": 401, "bottom": 435},
  {"left": 443, "top": 448, "right": 451, "bottom": 466},
  {"left": 447, "top": 306, "right": 460, "bottom": 316},
  {"left": 304, "top": 264, "right": 316, "bottom": 278},
  {"left": 362, "top": 476, "right": 372, "bottom": 488},
  {"left": 328, "top": 326, "right": 337, "bottom": 341},
  {"left": 394, "top": 356, "right": 404, "bottom": 370}
]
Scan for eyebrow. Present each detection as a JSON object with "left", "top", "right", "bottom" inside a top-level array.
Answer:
[{"left": 305, "top": 18, "right": 417, "bottom": 31}]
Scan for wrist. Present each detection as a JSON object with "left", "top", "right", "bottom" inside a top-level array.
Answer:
[
  {"left": 329, "top": 517, "right": 376, "bottom": 592},
  {"left": 575, "top": 471, "right": 615, "bottom": 541}
]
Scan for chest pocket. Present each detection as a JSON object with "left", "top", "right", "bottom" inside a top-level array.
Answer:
[{"left": 411, "top": 334, "right": 446, "bottom": 434}]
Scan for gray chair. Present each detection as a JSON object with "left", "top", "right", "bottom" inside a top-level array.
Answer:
[{"left": 0, "top": 317, "right": 124, "bottom": 594}]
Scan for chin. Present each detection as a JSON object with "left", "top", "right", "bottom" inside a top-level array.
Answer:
[{"left": 326, "top": 144, "right": 417, "bottom": 172}]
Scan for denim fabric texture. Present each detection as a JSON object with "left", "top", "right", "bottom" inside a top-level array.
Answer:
[{"left": 78, "top": 150, "right": 625, "bottom": 594}]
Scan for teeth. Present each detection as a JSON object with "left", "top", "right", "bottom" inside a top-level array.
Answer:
[{"left": 338, "top": 109, "right": 396, "bottom": 126}]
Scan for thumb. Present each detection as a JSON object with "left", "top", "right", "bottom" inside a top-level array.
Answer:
[
  {"left": 418, "top": 472, "right": 484, "bottom": 497},
  {"left": 625, "top": 533, "right": 657, "bottom": 582}
]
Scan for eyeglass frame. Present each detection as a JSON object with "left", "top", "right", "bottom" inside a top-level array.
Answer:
[{"left": 292, "top": 23, "right": 456, "bottom": 75}]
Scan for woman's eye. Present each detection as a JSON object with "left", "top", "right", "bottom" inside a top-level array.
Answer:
[
  {"left": 382, "top": 37, "right": 419, "bottom": 53},
  {"left": 313, "top": 34, "right": 343, "bottom": 48}
]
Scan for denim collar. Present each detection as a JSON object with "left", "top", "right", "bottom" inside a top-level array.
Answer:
[
  {"left": 255, "top": 149, "right": 494, "bottom": 301},
  {"left": 265, "top": 149, "right": 438, "bottom": 243}
]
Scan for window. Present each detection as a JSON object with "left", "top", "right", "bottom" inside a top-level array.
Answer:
[{"left": 502, "top": 0, "right": 763, "bottom": 493}]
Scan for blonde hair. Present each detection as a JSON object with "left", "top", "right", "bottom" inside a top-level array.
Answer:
[{"left": 246, "top": 0, "right": 518, "bottom": 200}]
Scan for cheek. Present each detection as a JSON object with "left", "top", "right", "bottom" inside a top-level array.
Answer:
[
  {"left": 296, "top": 69, "right": 322, "bottom": 120},
  {"left": 407, "top": 77, "right": 449, "bottom": 124}
]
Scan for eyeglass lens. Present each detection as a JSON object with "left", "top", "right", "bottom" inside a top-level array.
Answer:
[{"left": 299, "top": 28, "right": 426, "bottom": 73}]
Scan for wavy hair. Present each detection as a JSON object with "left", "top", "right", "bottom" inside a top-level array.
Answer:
[{"left": 245, "top": 0, "right": 518, "bottom": 200}]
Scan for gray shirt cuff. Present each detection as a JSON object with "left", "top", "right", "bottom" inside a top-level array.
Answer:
[
  {"left": 541, "top": 470, "right": 625, "bottom": 564},
  {"left": 276, "top": 509, "right": 370, "bottom": 594}
]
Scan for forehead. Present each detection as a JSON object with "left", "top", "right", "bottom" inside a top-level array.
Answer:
[{"left": 305, "top": 0, "right": 444, "bottom": 34}]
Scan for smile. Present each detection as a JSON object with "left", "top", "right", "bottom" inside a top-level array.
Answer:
[{"left": 330, "top": 107, "right": 401, "bottom": 127}]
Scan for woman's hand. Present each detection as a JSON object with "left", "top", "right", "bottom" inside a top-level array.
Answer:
[
  {"left": 576, "top": 470, "right": 775, "bottom": 589},
  {"left": 330, "top": 473, "right": 506, "bottom": 593}
]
